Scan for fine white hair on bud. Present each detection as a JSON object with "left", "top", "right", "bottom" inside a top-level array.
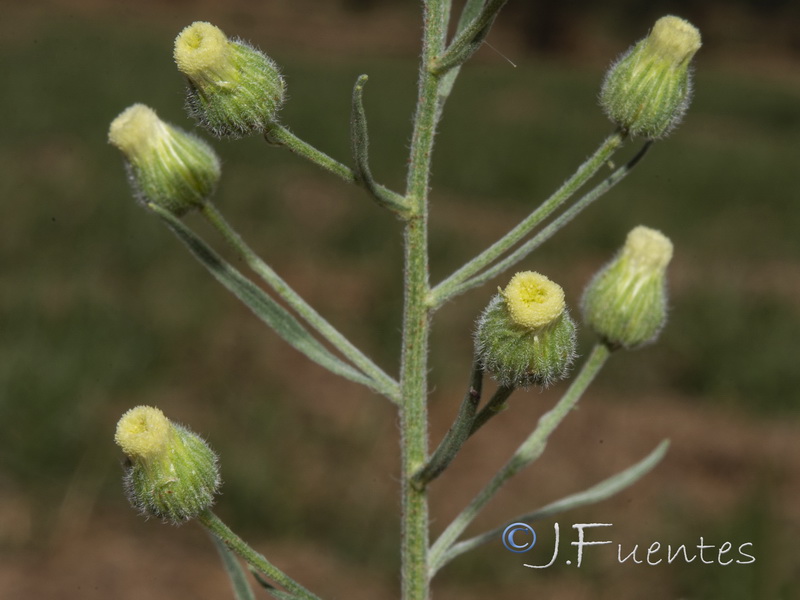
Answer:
[
  {"left": 108, "top": 103, "right": 221, "bottom": 215},
  {"left": 476, "top": 271, "right": 577, "bottom": 388},
  {"left": 115, "top": 405, "right": 221, "bottom": 524},
  {"left": 581, "top": 226, "right": 674, "bottom": 350},
  {"left": 600, "top": 15, "right": 701, "bottom": 139},
  {"left": 174, "top": 22, "right": 286, "bottom": 138}
]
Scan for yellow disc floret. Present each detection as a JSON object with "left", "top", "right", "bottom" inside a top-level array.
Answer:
[
  {"left": 108, "top": 104, "right": 167, "bottom": 163},
  {"left": 115, "top": 405, "right": 172, "bottom": 462},
  {"left": 172, "top": 21, "right": 286, "bottom": 138},
  {"left": 108, "top": 103, "right": 220, "bottom": 215},
  {"left": 647, "top": 16, "right": 702, "bottom": 66},
  {"left": 621, "top": 226, "right": 674, "bottom": 273},
  {"left": 174, "top": 22, "right": 236, "bottom": 85},
  {"left": 580, "top": 225, "right": 674, "bottom": 350},
  {"left": 503, "top": 271, "right": 565, "bottom": 330}
]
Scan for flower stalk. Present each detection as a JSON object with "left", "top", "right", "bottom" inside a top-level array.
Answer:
[
  {"left": 199, "top": 509, "right": 321, "bottom": 600},
  {"left": 265, "top": 123, "right": 408, "bottom": 214},
  {"left": 430, "top": 130, "right": 626, "bottom": 308},
  {"left": 429, "top": 343, "right": 611, "bottom": 572},
  {"left": 199, "top": 202, "right": 401, "bottom": 402}
]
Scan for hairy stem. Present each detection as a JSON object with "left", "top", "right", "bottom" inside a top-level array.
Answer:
[
  {"left": 199, "top": 509, "right": 321, "bottom": 600},
  {"left": 429, "top": 343, "right": 611, "bottom": 572},
  {"left": 436, "top": 439, "right": 669, "bottom": 570},
  {"left": 265, "top": 123, "right": 407, "bottom": 211},
  {"left": 469, "top": 384, "right": 515, "bottom": 435},
  {"left": 411, "top": 359, "right": 483, "bottom": 490},
  {"left": 398, "top": 0, "right": 452, "bottom": 597},
  {"left": 451, "top": 141, "right": 653, "bottom": 298},
  {"left": 201, "top": 202, "right": 401, "bottom": 402},
  {"left": 430, "top": 131, "right": 626, "bottom": 307}
]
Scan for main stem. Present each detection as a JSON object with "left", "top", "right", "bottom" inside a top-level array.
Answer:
[{"left": 399, "top": 2, "right": 449, "bottom": 598}]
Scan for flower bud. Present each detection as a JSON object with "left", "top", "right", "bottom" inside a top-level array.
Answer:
[
  {"left": 600, "top": 15, "right": 701, "bottom": 139},
  {"left": 174, "top": 22, "right": 286, "bottom": 138},
  {"left": 581, "top": 226, "right": 673, "bottom": 350},
  {"left": 115, "top": 406, "right": 221, "bottom": 524},
  {"left": 475, "top": 271, "right": 577, "bottom": 388},
  {"left": 108, "top": 104, "right": 220, "bottom": 216}
]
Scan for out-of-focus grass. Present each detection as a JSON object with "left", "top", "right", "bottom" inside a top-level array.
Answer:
[{"left": 1, "top": 8, "right": 798, "bottom": 598}]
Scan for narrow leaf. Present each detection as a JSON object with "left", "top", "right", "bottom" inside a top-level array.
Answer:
[
  {"left": 249, "top": 568, "right": 297, "bottom": 600},
  {"left": 209, "top": 534, "right": 257, "bottom": 600},
  {"left": 350, "top": 75, "right": 408, "bottom": 214},
  {"left": 151, "top": 204, "right": 377, "bottom": 389},
  {"left": 437, "top": 0, "right": 487, "bottom": 104},
  {"left": 432, "top": 0, "right": 509, "bottom": 75},
  {"left": 351, "top": 74, "right": 375, "bottom": 190},
  {"left": 435, "top": 439, "right": 670, "bottom": 571}
]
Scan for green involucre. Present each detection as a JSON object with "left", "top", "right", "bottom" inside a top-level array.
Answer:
[
  {"left": 123, "top": 422, "right": 221, "bottom": 524},
  {"left": 475, "top": 294, "right": 577, "bottom": 388},
  {"left": 581, "top": 265, "right": 667, "bottom": 350},
  {"left": 600, "top": 16, "right": 701, "bottom": 139},
  {"left": 125, "top": 131, "right": 220, "bottom": 215},
  {"left": 183, "top": 39, "right": 286, "bottom": 138}
]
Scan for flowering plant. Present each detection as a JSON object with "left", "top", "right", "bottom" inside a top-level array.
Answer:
[{"left": 109, "top": 6, "right": 700, "bottom": 599}]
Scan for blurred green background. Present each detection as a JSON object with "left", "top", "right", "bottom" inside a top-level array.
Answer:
[{"left": 1, "top": 1, "right": 799, "bottom": 598}]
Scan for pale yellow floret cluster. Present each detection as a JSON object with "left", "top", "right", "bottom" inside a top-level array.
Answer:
[
  {"left": 622, "top": 226, "right": 674, "bottom": 272},
  {"left": 174, "top": 22, "right": 235, "bottom": 83},
  {"left": 115, "top": 406, "right": 172, "bottom": 462},
  {"left": 647, "top": 16, "right": 702, "bottom": 65},
  {"left": 108, "top": 104, "right": 168, "bottom": 161},
  {"left": 503, "top": 271, "right": 565, "bottom": 330}
]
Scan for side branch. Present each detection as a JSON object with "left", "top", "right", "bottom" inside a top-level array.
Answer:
[{"left": 265, "top": 123, "right": 407, "bottom": 212}]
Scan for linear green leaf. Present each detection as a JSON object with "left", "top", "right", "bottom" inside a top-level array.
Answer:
[
  {"left": 350, "top": 75, "right": 408, "bottom": 214},
  {"left": 431, "top": 0, "right": 508, "bottom": 75},
  {"left": 209, "top": 533, "right": 257, "bottom": 600},
  {"left": 150, "top": 204, "right": 378, "bottom": 390},
  {"left": 433, "top": 439, "right": 670, "bottom": 572}
]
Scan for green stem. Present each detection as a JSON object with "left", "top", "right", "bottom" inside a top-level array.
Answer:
[
  {"left": 265, "top": 123, "right": 407, "bottom": 211},
  {"left": 447, "top": 141, "right": 653, "bottom": 301},
  {"left": 428, "top": 343, "right": 611, "bottom": 573},
  {"left": 351, "top": 75, "right": 412, "bottom": 215},
  {"left": 430, "top": 0, "right": 508, "bottom": 75},
  {"left": 411, "top": 360, "right": 483, "bottom": 490},
  {"left": 208, "top": 533, "right": 257, "bottom": 600},
  {"left": 469, "top": 384, "right": 515, "bottom": 435},
  {"left": 429, "top": 131, "right": 626, "bottom": 308},
  {"left": 201, "top": 202, "right": 401, "bottom": 403},
  {"left": 435, "top": 438, "right": 669, "bottom": 571},
  {"left": 199, "top": 509, "right": 321, "bottom": 600},
  {"left": 435, "top": 0, "right": 485, "bottom": 112},
  {"left": 151, "top": 203, "right": 377, "bottom": 392},
  {"left": 398, "top": 1, "right": 452, "bottom": 597}
]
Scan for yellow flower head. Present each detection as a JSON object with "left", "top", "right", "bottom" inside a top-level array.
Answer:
[
  {"left": 114, "top": 405, "right": 221, "bottom": 524},
  {"left": 503, "top": 271, "right": 566, "bottom": 330},
  {"left": 108, "top": 104, "right": 167, "bottom": 162},
  {"left": 108, "top": 103, "right": 220, "bottom": 215},
  {"left": 621, "top": 225, "right": 674, "bottom": 273},
  {"left": 600, "top": 14, "right": 701, "bottom": 139},
  {"left": 172, "top": 21, "right": 286, "bottom": 138},
  {"left": 174, "top": 22, "right": 236, "bottom": 86},
  {"left": 581, "top": 225, "right": 674, "bottom": 350},
  {"left": 647, "top": 16, "right": 702, "bottom": 66},
  {"left": 114, "top": 405, "right": 172, "bottom": 462}
]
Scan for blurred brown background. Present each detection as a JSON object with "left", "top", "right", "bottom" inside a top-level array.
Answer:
[{"left": 1, "top": 0, "right": 799, "bottom": 598}]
